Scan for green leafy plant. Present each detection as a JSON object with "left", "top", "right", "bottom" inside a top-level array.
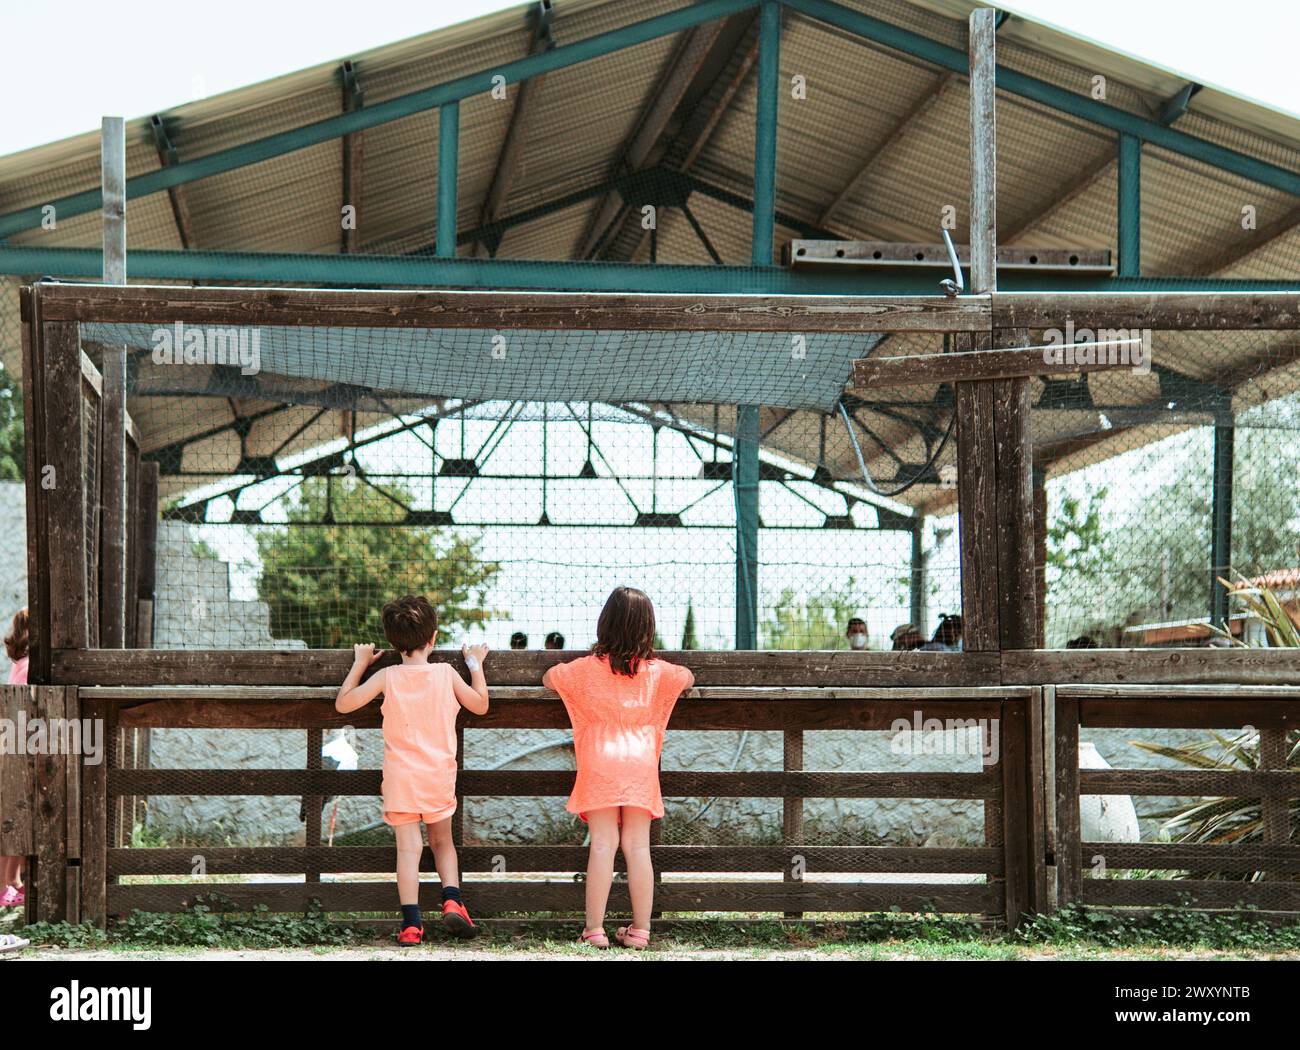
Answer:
[
  {"left": 1128, "top": 576, "right": 1298, "bottom": 881},
  {"left": 256, "top": 477, "right": 500, "bottom": 648}
]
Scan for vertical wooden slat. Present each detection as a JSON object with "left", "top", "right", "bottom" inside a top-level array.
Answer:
[
  {"left": 64, "top": 686, "right": 82, "bottom": 924},
  {"left": 305, "top": 728, "right": 323, "bottom": 882},
  {"left": 955, "top": 339, "right": 1000, "bottom": 651},
  {"left": 993, "top": 329, "right": 1038, "bottom": 651},
  {"left": 0, "top": 686, "right": 35, "bottom": 860},
  {"left": 81, "top": 696, "right": 109, "bottom": 927},
  {"left": 20, "top": 290, "right": 52, "bottom": 683},
  {"left": 1032, "top": 466, "right": 1048, "bottom": 649},
  {"left": 1054, "top": 695, "right": 1082, "bottom": 909},
  {"left": 99, "top": 349, "right": 128, "bottom": 648},
  {"left": 33, "top": 686, "right": 70, "bottom": 922},
  {"left": 43, "top": 322, "right": 91, "bottom": 653},
  {"left": 999, "top": 698, "right": 1031, "bottom": 928},
  {"left": 1025, "top": 686, "right": 1049, "bottom": 912},
  {"left": 123, "top": 435, "right": 141, "bottom": 647},
  {"left": 982, "top": 713, "right": 1003, "bottom": 917},
  {"left": 783, "top": 728, "right": 804, "bottom": 918},
  {"left": 1041, "top": 684, "right": 1057, "bottom": 862}
]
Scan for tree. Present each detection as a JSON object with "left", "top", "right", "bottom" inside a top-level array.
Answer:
[
  {"left": 0, "top": 362, "right": 24, "bottom": 480},
  {"left": 256, "top": 478, "right": 500, "bottom": 648},
  {"left": 680, "top": 599, "right": 698, "bottom": 650},
  {"left": 1044, "top": 413, "right": 1300, "bottom": 645},
  {"left": 761, "top": 579, "right": 868, "bottom": 650}
]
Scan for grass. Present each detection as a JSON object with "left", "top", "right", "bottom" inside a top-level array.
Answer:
[{"left": 7, "top": 903, "right": 1300, "bottom": 958}]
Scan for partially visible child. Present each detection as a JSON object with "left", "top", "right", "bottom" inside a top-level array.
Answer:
[
  {"left": 336, "top": 595, "right": 489, "bottom": 944},
  {"left": 2, "top": 608, "right": 28, "bottom": 908},
  {"left": 542, "top": 586, "right": 693, "bottom": 950}
]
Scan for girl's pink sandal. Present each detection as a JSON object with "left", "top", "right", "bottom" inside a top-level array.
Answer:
[
  {"left": 614, "top": 926, "right": 650, "bottom": 950},
  {"left": 578, "top": 927, "right": 609, "bottom": 949}
]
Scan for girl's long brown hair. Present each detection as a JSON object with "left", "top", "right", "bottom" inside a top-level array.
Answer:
[
  {"left": 4, "top": 607, "right": 29, "bottom": 662},
  {"left": 592, "top": 586, "right": 656, "bottom": 677}
]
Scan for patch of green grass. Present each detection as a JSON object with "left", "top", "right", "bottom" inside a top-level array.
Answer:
[
  {"left": 1017, "top": 903, "right": 1300, "bottom": 951},
  {"left": 14, "top": 902, "right": 1300, "bottom": 955}
]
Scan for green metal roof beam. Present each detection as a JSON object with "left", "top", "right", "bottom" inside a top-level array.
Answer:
[
  {"left": 785, "top": 0, "right": 1300, "bottom": 198},
  {"left": 9, "top": 246, "right": 1299, "bottom": 293},
  {"left": 0, "top": 0, "right": 760, "bottom": 240}
]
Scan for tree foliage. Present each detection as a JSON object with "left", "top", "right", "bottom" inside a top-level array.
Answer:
[
  {"left": 761, "top": 579, "right": 868, "bottom": 650},
  {"left": 0, "top": 362, "right": 24, "bottom": 481},
  {"left": 256, "top": 478, "right": 499, "bottom": 648}
]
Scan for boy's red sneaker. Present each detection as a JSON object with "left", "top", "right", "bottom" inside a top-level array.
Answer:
[
  {"left": 441, "top": 899, "right": 477, "bottom": 938},
  {"left": 397, "top": 924, "right": 424, "bottom": 946}
]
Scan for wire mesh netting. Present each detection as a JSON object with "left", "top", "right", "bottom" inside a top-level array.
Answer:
[{"left": 44, "top": 319, "right": 1294, "bottom": 657}]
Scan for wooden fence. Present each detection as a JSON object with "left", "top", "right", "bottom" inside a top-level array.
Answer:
[
  {"left": 1053, "top": 684, "right": 1300, "bottom": 918},
  {"left": 4, "top": 651, "right": 1044, "bottom": 929}
]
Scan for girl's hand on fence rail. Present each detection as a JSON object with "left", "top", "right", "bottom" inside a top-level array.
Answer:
[
  {"left": 352, "top": 643, "right": 380, "bottom": 666},
  {"left": 462, "top": 643, "right": 489, "bottom": 666}
]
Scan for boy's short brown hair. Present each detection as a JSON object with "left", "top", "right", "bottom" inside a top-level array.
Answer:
[{"left": 382, "top": 595, "right": 438, "bottom": 655}]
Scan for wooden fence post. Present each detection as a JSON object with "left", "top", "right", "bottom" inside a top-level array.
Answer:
[
  {"left": 0, "top": 685, "right": 79, "bottom": 923},
  {"left": 1054, "top": 694, "right": 1082, "bottom": 909}
]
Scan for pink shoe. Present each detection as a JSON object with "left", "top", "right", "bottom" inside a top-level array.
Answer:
[{"left": 0, "top": 886, "right": 22, "bottom": 907}]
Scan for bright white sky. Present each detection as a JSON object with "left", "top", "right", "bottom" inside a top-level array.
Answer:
[{"left": 2, "top": 0, "right": 1297, "bottom": 158}]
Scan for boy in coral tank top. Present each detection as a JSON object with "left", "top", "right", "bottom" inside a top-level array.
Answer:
[
  {"left": 336, "top": 595, "right": 489, "bottom": 944},
  {"left": 542, "top": 586, "right": 694, "bottom": 950}
]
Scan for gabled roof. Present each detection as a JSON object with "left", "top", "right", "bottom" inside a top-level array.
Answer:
[{"left": 2, "top": 0, "right": 1298, "bottom": 514}]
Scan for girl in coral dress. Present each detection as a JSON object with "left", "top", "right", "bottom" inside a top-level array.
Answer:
[{"left": 542, "top": 587, "right": 694, "bottom": 949}]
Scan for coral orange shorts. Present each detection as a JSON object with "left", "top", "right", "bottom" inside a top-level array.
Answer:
[{"left": 384, "top": 805, "right": 456, "bottom": 827}]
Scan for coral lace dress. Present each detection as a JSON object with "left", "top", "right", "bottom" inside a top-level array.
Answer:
[{"left": 547, "top": 654, "right": 693, "bottom": 820}]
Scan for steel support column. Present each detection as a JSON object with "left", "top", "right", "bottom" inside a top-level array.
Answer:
[
  {"left": 436, "top": 102, "right": 460, "bottom": 259},
  {"left": 734, "top": 1, "right": 779, "bottom": 649},
  {"left": 1118, "top": 133, "right": 1141, "bottom": 277},
  {"left": 1210, "top": 418, "right": 1234, "bottom": 627}
]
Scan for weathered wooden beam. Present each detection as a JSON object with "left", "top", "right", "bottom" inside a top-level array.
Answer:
[
  {"left": 33, "top": 283, "right": 990, "bottom": 332},
  {"left": 110, "top": 767, "right": 999, "bottom": 799},
  {"left": 107, "top": 843, "right": 1004, "bottom": 876},
  {"left": 852, "top": 338, "right": 1138, "bottom": 386},
  {"left": 106, "top": 879, "right": 999, "bottom": 919},
  {"left": 1004, "top": 649, "right": 1300, "bottom": 685},
  {"left": 992, "top": 291, "right": 1300, "bottom": 330},
  {"left": 54, "top": 648, "right": 1003, "bottom": 687},
  {"left": 954, "top": 334, "right": 1000, "bottom": 653}
]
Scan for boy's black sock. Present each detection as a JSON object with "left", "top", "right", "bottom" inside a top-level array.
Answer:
[
  {"left": 441, "top": 886, "right": 462, "bottom": 904},
  {"left": 400, "top": 904, "right": 422, "bottom": 929}
]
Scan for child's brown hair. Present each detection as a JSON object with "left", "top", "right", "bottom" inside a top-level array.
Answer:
[
  {"left": 592, "top": 586, "right": 656, "bottom": 677},
  {"left": 382, "top": 595, "right": 438, "bottom": 656},
  {"left": 4, "top": 607, "right": 28, "bottom": 662}
]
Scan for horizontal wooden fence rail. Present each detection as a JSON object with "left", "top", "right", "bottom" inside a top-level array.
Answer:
[
  {"left": 65, "top": 683, "right": 1034, "bottom": 929},
  {"left": 1054, "top": 684, "right": 1300, "bottom": 917}
]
